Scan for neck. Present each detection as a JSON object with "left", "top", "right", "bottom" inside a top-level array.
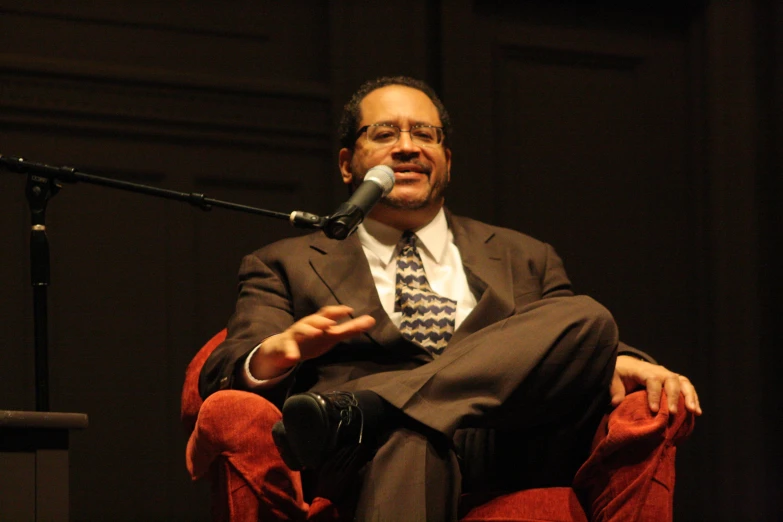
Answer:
[{"left": 368, "top": 202, "right": 443, "bottom": 231}]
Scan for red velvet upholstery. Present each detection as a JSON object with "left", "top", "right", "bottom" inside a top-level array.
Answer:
[{"left": 183, "top": 330, "right": 694, "bottom": 521}]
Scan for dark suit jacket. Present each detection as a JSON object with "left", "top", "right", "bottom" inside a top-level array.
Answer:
[{"left": 199, "top": 211, "right": 648, "bottom": 406}]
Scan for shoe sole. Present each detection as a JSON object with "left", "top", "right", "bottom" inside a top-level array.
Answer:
[{"left": 282, "top": 392, "right": 330, "bottom": 469}]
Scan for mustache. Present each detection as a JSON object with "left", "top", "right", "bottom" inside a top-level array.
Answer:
[{"left": 388, "top": 161, "right": 431, "bottom": 175}]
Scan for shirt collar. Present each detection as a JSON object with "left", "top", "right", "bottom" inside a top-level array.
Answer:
[{"left": 357, "top": 208, "right": 450, "bottom": 267}]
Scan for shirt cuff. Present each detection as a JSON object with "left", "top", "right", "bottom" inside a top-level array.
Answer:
[{"left": 242, "top": 343, "right": 295, "bottom": 389}]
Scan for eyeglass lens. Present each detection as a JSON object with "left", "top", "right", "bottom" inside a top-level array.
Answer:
[{"left": 366, "top": 124, "right": 442, "bottom": 146}]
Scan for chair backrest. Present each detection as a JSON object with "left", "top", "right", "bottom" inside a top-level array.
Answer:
[{"left": 181, "top": 329, "right": 228, "bottom": 433}]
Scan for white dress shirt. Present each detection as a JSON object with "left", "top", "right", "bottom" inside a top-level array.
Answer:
[{"left": 356, "top": 208, "right": 477, "bottom": 329}]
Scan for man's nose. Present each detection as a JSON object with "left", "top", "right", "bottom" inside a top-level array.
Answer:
[{"left": 391, "top": 131, "right": 421, "bottom": 155}]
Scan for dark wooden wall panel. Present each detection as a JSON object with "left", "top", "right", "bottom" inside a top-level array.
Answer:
[
  {"left": 1, "top": 2, "right": 334, "bottom": 519},
  {"left": 693, "top": 2, "right": 769, "bottom": 517},
  {"left": 492, "top": 38, "right": 695, "bottom": 359},
  {"left": 0, "top": 173, "right": 33, "bottom": 411},
  {"left": 443, "top": 1, "right": 697, "bottom": 358},
  {"left": 192, "top": 156, "right": 331, "bottom": 345},
  {"left": 0, "top": 1, "right": 329, "bottom": 82},
  {"left": 48, "top": 188, "right": 171, "bottom": 519}
]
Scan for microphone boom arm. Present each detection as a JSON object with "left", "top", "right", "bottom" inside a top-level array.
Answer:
[
  {"left": 0, "top": 154, "right": 325, "bottom": 226},
  {"left": 0, "top": 153, "right": 326, "bottom": 410}
]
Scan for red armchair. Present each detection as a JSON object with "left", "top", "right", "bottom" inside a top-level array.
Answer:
[{"left": 183, "top": 330, "right": 694, "bottom": 521}]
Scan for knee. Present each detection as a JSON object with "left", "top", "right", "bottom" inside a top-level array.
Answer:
[
  {"left": 570, "top": 296, "right": 619, "bottom": 347},
  {"left": 571, "top": 295, "right": 614, "bottom": 324}
]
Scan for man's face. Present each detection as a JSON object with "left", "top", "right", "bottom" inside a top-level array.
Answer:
[{"left": 340, "top": 85, "right": 452, "bottom": 213}]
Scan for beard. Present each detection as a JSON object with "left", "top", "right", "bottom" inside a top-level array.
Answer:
[{"left": 350, "top": 159, "right": 449, "bottom": 211}]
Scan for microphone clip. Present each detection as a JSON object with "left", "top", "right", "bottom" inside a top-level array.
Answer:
[{"left": 289, "top": 211, "right": 326, "bottom": 230}]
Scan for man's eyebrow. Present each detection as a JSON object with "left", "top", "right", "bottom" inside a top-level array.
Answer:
[
  {"left": 410, "top": 120, "right": 439, "bottom": 127},
  {"left": 366, "top": 120, "right": 439, "bottom": 127}
]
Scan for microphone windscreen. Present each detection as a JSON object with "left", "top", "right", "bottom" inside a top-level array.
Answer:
[{"left": 364, "top": 165, "right": 395, "bottom": 195}]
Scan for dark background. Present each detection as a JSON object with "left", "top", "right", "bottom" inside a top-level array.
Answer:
[{"left": 0, "top": 1, "right": 780, "bottom": 520}]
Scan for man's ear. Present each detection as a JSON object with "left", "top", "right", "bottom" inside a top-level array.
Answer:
[
  {"left": 338, "top": 148, "right": 353, "bottom": 185},
  {"left": 445, "top": 147, "right": 452, "bottom": 183}
]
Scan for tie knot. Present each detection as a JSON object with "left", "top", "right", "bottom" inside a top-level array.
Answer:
[{"left": 399, "top": 230, "right": 417, "bottom": 250}]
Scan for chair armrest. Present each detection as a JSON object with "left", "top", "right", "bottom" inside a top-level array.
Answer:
[
  {"left": 574, "top": 390, "right": 696, "bottom": 522},
  {"left": 182, "top": 329, "right": 228, "bottom": 434},
  {"left": 186, "top": 390, "right": 279, "bottom": 479},
  {"left": 186, "top": 389, "right": 308, "bottom": 519}
]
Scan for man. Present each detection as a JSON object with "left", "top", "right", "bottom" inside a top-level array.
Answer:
[{"left": 199, "top": 76, "right": 701, "bottom": 521}]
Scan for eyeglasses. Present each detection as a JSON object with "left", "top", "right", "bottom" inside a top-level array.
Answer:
[{"left": 356, "top": 123, "right": 445, "bottom": 147}]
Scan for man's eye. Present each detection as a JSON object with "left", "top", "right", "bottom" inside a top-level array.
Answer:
[
  {"left": 373, "top": 131, "right": 396, "bottom": 140},
  {"left": 412, "top": 130, "right": 435, "bottom": 142}
]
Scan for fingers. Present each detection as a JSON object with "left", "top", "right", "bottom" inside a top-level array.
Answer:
[
  {"left": 610, "top": 372, "right": 626, "bottom": 407},
  {"left": 283, "top": 307, "right": 376, "bottom": 362},
  {"left": 279, "top": 335, "right": 303, "bottom": 363},
  {"left": 291, "top": 306, "right": 350, "bottom": 336},
  {"left": 324, "top": 315, "right": 376, "bottom": 338},
  {"left": 313, "top": 305, "right": 357, "bottom": 321},
  {"left": 615, "top": 356, "right": 702, "bottom": 416},
  {"left": 258, "top": 310, "right": 359, "bottom": 373},
  {"left": 662, "top": 374, "right": 681, "bottom": 414},
  {"left": 291, "top": 317, "right": 338, "bottom": 340},
  {"left": 654, "top": 372, "right": 702, "bottom": 416},
  {"left": 645, "top": 369, "right": 702, "bottom": 416},
  {"left": 678, "top": 375, "right": 703, "bottom": 415},
  {"left": 293, "top": 307, "right": 375, "bottom": 341},
  {"left": 646, "top": 377, "right": 664, "bottom": 413}
]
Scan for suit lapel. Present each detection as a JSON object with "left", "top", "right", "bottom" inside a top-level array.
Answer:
[
  {"left": 448, "top": 213, "right": 515, "bottom": 345},
  {"left": 307, "top": 213, "right": 515, "bottom": 351},
  {"left": 308, "top": 233, "right": 402, "bottom": 347}
]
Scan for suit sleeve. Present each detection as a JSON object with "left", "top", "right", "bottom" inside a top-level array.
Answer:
[
  {"left": 541, "top": 243, "right": 575, "bottom": 298},
  {"left": 198, "top": 252, "right": 297, "bottom": 404}
]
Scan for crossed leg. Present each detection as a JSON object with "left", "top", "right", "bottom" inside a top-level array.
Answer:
[{"left": 342, "top": 296, "right": 619, "bottom": 520}]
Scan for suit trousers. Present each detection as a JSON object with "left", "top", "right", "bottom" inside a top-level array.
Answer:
[{"left": 341, "top": 295, "right": 619, "bottom": 521}]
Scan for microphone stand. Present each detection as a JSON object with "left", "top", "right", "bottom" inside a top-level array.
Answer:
[{"left": 0, "top": 154, "right": 326, "bottom": 411}]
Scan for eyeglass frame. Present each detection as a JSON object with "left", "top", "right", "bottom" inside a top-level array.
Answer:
[{"left": 354, "top": 123, "right": 446, "bottom": 147}]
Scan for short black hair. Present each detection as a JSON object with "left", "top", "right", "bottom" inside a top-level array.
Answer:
[{"left": 337, "top": 76, "right": 452, "bottom": 150}]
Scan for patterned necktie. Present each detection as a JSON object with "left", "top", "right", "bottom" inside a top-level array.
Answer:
[{"left": 395, "top": 231, "right": 457, "bottom": 356}]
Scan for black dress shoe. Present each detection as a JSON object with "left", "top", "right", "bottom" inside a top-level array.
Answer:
[{"left": 279, "top": 390, "right": 383, "bottom": 470}]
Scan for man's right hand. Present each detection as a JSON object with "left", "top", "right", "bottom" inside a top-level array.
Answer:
[{"left": 248, "top": 305, "right": 376, "bottom": 380}]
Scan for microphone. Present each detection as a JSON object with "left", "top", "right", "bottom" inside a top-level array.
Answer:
[{"left": 322, "top": 165, "right": 395, "bottom": 240}]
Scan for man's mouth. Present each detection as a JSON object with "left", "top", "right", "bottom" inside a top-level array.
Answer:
[{"left": 392, "top": 164, "right": 430, "bottom": 177}]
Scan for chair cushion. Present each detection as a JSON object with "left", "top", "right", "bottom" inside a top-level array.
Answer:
[{"left": 460, "top": 488, "right": 588, "bottom": 522}]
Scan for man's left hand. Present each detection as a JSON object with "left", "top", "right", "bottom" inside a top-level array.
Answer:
[{"left": 610, "top": 355, "right": 702, "bottom": 415}]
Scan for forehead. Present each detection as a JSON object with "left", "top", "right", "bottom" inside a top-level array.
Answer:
[{"left": 359, "top": 85, "right": 442, "bottom": 126}]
